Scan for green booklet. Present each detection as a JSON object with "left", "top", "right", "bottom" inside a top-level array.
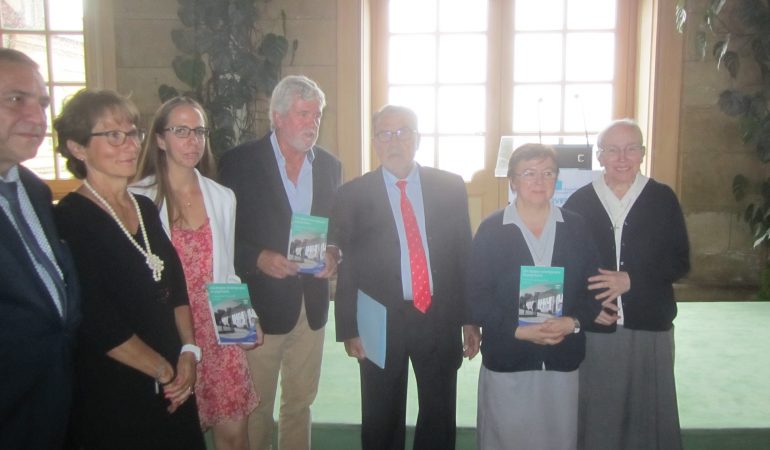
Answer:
[
  {"left": 287, "top": 213, "right": 329, "bottom": 274},
  {"left": 205, "top": 283, "right": 258, "bottom": 344},
  {"left": 518, "top": 266, "right": 565, "bottom": 325}
]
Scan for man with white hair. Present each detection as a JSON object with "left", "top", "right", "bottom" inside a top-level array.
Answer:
[
  {"left": 219, "top": 75, "right": 342, "bottom": 450},
  {"left": 330, "top": 105, "right": 480, "bottom": 450}
]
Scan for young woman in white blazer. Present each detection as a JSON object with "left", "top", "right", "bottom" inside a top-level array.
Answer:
[{"left": 132, "top": 97, "right": 261, "bottom": 450}]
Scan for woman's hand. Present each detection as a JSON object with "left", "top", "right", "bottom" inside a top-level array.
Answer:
[
  {"left": 155, "top": 359, "right": 175, "bottom": 386},
  {"left": 238, "top": 322, "right": 265, "bottom": 351},
  {"left": 542, "top": 316, "right": 576, "bottom": 336},
  {"left": 515, "top": 322, "right": 568, "bottom": 345},
  {"left": 163, "top": 352, "right": 197, "bottom": 413},
  {"left": 588, "top": 268, "right": 630, "bottom": 302},
  {"left": 594, "top": 298, "right": 620, "bottom": 326}
]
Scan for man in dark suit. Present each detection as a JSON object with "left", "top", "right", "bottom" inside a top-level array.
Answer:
[
  {"left": 219, "top": 75, "right": 342, "bottom": 450},
  {"left": 330, "top": 105, "right": 481, "bottom": 450},
  {"left": 0, "top": 48, "right": 81, "bottom": 449}
]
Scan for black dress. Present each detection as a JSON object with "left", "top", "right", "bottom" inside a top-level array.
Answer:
[{"left": 55, "top": 192, "right": 205, "bottom": 450}]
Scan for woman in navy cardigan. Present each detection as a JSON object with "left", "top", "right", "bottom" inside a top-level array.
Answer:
[
  {"left": 467, "top": 144, "right": 607, "bottom": 450},
  {"left": 564, "top": 119, "right": 690, "bottom": 450}
]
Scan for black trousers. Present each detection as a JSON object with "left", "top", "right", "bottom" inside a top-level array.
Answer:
[{"left": 359, "top": 304, "right": 458, "bottom": 450}]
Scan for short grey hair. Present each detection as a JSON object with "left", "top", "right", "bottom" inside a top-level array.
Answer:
[
  {"left": 372, "top": 104, "right": 419, "bottom": 132},
  {"left": 269, "top": 75, "right": 326, "bottom": 129},
  {"left": 596, "top": 118, "right": 643, "bottom": 154}
]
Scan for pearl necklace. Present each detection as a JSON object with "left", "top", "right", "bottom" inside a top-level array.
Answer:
[{"left": 83, "top": 180, "right": 165, "bottom": 282}]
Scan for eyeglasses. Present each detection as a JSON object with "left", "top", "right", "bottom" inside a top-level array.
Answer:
[
  {"left": 89, "top": 129, "right": 146, "bottom": 147},
  {"left": 599, "top": 144, "right": 645, "bottom": 159},
  {"left": 164, "top": 126, "right": 210, "bottom": 139},
  {"left": 374, "top": 127, "right": 417, "bottom": 143},
  {"left": 514, "top": 169, "right": 558, "bottom": 182}
]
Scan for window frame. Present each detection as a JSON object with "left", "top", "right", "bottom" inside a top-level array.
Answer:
[
  {"left": 46, "top": 0, "right": 116, "bottom": 200},
  {"left": 1, "top": 0, "right": 116, "bottom": 199},
  {"left": 371, "top": 0, "right": 637, "bottom": 182}
]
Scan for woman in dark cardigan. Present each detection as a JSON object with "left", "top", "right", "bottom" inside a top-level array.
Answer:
[
  {"left": 564, "top": 119, "right": 690, "bottom": 450},
  {"left": 467, "top": 144, "right": 606, "bottom": 450}
]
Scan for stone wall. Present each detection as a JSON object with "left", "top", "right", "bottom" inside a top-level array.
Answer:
[
  {"left": 112, "top": 0, "right": 178, "bottom": 117},
  {"left": 677, "top": 0, "right": 765, "bottom": 299},
  {"left": 111, "top": 0, "right": 339, "bottom": 155}
]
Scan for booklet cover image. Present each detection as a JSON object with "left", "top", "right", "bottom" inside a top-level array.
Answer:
[
  {"left": 287, "top": 213, "right": 329, "bottom": 274},
  {"left": 206, "top": 283, "right": 259, "bottom": 344},
  {"left": 517, "top": 266, "right": 565, "bottom": 325}
]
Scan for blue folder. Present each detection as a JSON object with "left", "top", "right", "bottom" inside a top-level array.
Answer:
[{"left": 356, "top": 290, "right": 387, "bottom": 369}]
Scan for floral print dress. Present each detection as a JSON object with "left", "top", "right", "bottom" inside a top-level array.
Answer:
[{"left": 172, "top": 219, "right": 259, "bottom": 429}]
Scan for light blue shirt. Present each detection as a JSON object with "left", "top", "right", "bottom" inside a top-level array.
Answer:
[
  {"left": 382, "top": 164, "right": 434, "bottom": 300},
  {"left": 270, "top": 132, "right": 314, "bottom": 214},
  {"left": 0, "top": 165, "right": 63, "bottom": 315}
]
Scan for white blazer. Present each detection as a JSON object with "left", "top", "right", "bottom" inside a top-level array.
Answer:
[{"left": 131, "top": 169, "right": 240, "bottom": 284}]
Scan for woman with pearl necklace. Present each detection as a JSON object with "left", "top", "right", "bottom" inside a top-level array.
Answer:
[{"left": 53, "top": 89, "right": 205, "bottom": 450}]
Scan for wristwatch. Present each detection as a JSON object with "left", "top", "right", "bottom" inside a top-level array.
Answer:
[
  {"left": 572, "top": 317, "right": 581, "bottom": 334},
  {"left": 181, "top": 344, "right": 202, "bottom": 363}
]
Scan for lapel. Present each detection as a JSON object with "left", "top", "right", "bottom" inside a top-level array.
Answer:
[{"left": 417, "top": 166, "right": 439, "bottom": 257}]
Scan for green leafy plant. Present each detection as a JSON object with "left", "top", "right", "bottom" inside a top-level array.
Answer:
[
  {"left": 159, "top": 0, "right": 297, "bottom": 157},
  {"left": 677, "top": 0, "right": 770, "bottom": 296}
]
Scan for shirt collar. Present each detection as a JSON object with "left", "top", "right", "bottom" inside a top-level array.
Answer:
[
  {"left": 502, "top": 200, "right": 564, "bottom": 226},
  {"left": 382, "top": 163, "right": 420, "bottom": 187},
  {"left": 593, "top": 170, "right": 649, "bottom": 201}
]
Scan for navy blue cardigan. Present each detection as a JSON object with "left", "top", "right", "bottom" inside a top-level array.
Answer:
[
  {"left": 466, "top": 207, "right": 603, "bottom": 373},
  {"left": 563, "top": 179, "right": 690, "bottom": 332}
]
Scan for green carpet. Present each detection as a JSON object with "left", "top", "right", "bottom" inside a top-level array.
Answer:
[
  {"left": 209, "top": 302, "right": 770, "bottom": 449},
  {"left": 673, "top": 302, "right": 770, "bottom": 430}
]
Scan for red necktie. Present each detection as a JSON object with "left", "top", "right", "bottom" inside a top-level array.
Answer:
[{"left": 396, "top": 180, "right": 431, "bottom": 313}]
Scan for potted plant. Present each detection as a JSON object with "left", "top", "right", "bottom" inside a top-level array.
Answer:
[
  {"left": 159, "top": 0, "right": 297, "bottom": 158},
  {"left": 677, "top": 0, "right": 770, "bottom": 297}
]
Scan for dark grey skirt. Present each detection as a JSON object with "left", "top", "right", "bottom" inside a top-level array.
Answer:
[
  {"left": 578, "top": 327, "right": 682, "bottom": 450},
  {"left": 477, "top": 365, "right": 579, "bottom": 450}
]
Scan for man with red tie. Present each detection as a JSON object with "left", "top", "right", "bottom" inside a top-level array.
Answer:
[{"left": 330, "top": 105, "right": 481, "bottom": 450}]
